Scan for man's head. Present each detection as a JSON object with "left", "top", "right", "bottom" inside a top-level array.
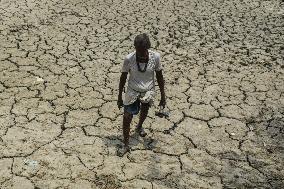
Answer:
[
  {"left": 134, "top": 33, "right": 151, "bottom": 61},
  {"left": 134, "top": 33, "right": 151, "bottom": 51}
]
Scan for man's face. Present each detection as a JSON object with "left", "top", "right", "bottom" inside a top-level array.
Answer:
[{"left": 136, "top": 47, "right": 148, "bottom": 62}]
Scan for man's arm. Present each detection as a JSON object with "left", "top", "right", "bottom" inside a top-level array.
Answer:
[
  {"left": 118, "top": 72, "right": 128, "bottom": 97},
  {"left": 118, "top": 72, "right": 128, "bottom": 98},
  {"left": 155, "top": 70, "right": 166, "bottom": 105},
  {"left": 117, "top": 72, "right": 128, "bottom": 109}
]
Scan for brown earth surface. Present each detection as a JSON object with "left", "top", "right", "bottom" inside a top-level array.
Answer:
[{"left": 0, "top": 0, "right": 283, "bottom": 188}]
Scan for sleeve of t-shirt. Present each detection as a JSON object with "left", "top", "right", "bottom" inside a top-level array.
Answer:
[
  {"left": 154, "top": 52, "right": 163, "bottom": 71},
  {"left": 121, "top": 57, "right": 130, "bottom": 72}
]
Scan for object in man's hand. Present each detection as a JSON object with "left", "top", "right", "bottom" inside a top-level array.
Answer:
[{"left": 155, "top": 105, "right": 170, "bottom": 118}]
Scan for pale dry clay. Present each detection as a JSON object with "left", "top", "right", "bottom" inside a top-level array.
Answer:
[{"left": 0, "top": 0, "right": 283, "bottom": 188}]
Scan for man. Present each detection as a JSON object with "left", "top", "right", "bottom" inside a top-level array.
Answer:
[{"left": 117, "top": 33, "right": 166, "bottom": 156}]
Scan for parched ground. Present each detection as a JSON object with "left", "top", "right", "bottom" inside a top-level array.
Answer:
[{"left": 0, "top": 0, "right": 283, "bottom": 188}]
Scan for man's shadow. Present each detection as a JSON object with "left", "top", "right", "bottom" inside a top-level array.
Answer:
[
  {"left": 128, "top": 130, "right": 158, "bottom": 151},
  {"left": 102, "top": 129, "right": 158, "bottom": 156}
]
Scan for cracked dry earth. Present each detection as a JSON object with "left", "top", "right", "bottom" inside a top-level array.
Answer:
[{"left": 0, "top": 0, "right": 283, "bottom": 188}]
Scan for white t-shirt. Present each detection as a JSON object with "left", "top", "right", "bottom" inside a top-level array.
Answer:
[{"left": 121, "top": 49, "right": 163, "bottom": 92}]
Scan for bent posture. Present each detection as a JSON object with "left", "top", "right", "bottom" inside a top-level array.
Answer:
[{"left": 117, "top": 33, "right": 166, "bottom": 155}]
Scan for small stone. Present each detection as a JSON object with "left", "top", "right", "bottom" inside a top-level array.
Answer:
[
  {"left": 36, "top": 77, "right": 44, "bottom": 82},
  {"left": 23, "top": 159, "right": 38, "bottom": 169},
  {"left": 249, "top": 125, "right": 254, "bottom": 131}
]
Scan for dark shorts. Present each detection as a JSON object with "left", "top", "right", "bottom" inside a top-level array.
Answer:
[
  {"left": 124, "top": 98, "right": 151, "bottom": 115},
  {"left": 124, "top": 99, "right": 141, "bottom": 115}
]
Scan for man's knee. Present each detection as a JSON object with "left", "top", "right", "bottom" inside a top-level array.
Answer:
[
  {"left": 124, "top": 111, "right": 133, "bottom": 120},
  {"left": 141, "top": 103, "right": 150, "bottom": 112}
]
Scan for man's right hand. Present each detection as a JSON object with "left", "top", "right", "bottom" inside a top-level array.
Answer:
[{"left": 117, "top": 96, "right": 123, "bottom": 109}]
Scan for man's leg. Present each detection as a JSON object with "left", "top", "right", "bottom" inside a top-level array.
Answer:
[
  {"left": 136, "top": 102, "right": 150, "bottom": 136},
  {"left": 123, "top": 110, "right": 133, "bottom": 148}
]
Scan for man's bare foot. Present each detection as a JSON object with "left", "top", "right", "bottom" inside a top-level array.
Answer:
[
  {"left": 117, "top": 145, "right": 130, "bottom": 157},
  {"left": 136, "top": 125, "right": 147, "bottom": 137}
]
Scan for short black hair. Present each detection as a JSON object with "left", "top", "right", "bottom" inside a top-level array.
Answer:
[{"left": 134, "top": 33, "right": 151, "bottom": 49}]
